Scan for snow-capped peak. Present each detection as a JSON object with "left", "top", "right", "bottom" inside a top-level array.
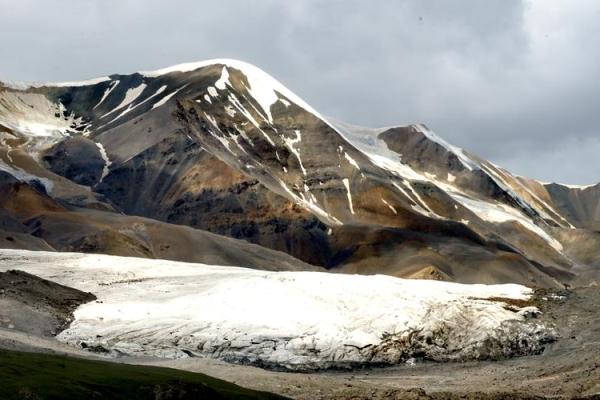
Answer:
[{"left": 141, "top": 58, "right": 329, "bottom": 124}]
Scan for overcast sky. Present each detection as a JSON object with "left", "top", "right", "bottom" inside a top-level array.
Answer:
[{"left": 1, "top": 0, "right": 599, "bottom": 184}]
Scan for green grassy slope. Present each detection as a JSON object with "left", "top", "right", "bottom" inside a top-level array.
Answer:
[{"left": 0, "top": 350, "right": 288, "bottom": 400}]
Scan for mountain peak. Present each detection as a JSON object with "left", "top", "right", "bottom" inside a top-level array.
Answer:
[
  {"left": 3, "top": 59, "right": 600, "bottom": 288},
  {"left": 138, "top": 58, "right": 262, "bottom": 78}
]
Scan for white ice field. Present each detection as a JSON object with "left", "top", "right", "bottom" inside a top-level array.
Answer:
[{"left": 0, "top": 249, "right": 555, "bottom": 370}]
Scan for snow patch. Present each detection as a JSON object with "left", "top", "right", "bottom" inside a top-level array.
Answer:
[
  {"left": 95, "top": 142, "right": 111, "bottom": 183},
  {"left": 103, "top": 83, "right": 147, "bottom": 117},
  {"left": 279, "top": 179, "right": 342, "bottom": 226},
  {"left": 0, "top": 91, "right": 83, "bottom": 139},
  {"left": 215, "top": 67, "right": 230, "bottom": 90},
  {"left": 344, "top": 152, "right": 361, "bottom": 170},
  {"left": 93, "top": 80, "right": 120, "bottom": 110},
  {"left": 450, "top": 192, "right": 563, "bottom": 252},
  {"left": 282, "top": 130, "right": 306, "bottom": 175},
  {"left": 0, "top": 160, "right": 54, "bottom": 193},
  {"left": 414, "top": 124, "right": 479, "bottom": 171},
  {"left": 392, "top": 181, "right": 440, "bottom": 219},
  {"left": 382, "top": 198, "right": 398, "bottom": 215},
  {"left": 152, "top": 86, "right": 185, "bottom": 110},
  {"left": 207, "top": 86, "right": 218, "bottom": 97},
  {"left": 342, "top": 178, "right": 355, "bottom": 215},
  {"left": 227, "top": 93, "right": 274, "bottom": 146},
  {"left": 224, "top": 105, "right": 236, "bottom": 117}
]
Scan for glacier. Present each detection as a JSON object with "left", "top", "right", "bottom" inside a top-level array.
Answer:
[{"left": 0, "top": 249, "right": 555, "bottom": 371}]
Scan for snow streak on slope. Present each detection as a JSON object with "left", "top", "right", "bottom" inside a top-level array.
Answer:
[
  {"left": 0, "top": 160, "right": 54, "bottom": 193},
  {"left": 330, "top": 119, "right": 429, "bottom": 182},
  {"left": 102, "top": 83, "right": 147, "bottom": 118},
  {"left": 414, "top": 124, "right": 479, "bottom": 171},
  {"left": 0, "top": 249, "right": 555, "bottom": 371},
  {"left": 342, "top": 178, "right": 355, "bottom": 214},
  {"left": 95, "top": 142, "right": 111, "bottom": 183},
  {"left": 94, "top": 80, "right": 120, "bottom": 109},
  {"left": 282, "top": 130, "right": 306, "bottom": 175},
  {"left": 331, "top": 119, "right": 569, "bottom": 252},
  {"left": 152, "top": 85, "right": 185, "bottom": 110},
  {"left": 99, "top": 85, "right": 172, "bottom": 128},
  {"left": 450, "top": 192, "right": 563, "bottom": 252}
]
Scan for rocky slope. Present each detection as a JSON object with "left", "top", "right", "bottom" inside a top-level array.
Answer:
[
  {"left": 1, "top": 60, "right": 599, "bottom": 287},
  {"left": 0, "top": 156, "right": 316, "bottom": 271},
  {"left": 0, "top": 269, "right": 95, "bottom": 337}
]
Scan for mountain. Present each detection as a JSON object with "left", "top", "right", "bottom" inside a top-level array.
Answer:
[{"left": 1, "top": 59, "right": 599, "bottom": 287}]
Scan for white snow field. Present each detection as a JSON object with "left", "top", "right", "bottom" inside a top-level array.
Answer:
[{"left": 0, "top": 249, "right": 554, "bottom": 370}]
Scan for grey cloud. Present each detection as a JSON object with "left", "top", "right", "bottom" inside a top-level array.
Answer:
[{"left": 0, "top": 0, "right": 598, "bottom": 183}]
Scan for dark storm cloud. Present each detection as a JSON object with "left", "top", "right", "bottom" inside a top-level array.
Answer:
[{"left": 1, "top": 0, "right": 599, "bottom": 183}]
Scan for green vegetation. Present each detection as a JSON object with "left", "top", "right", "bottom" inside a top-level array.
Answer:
[{"left": 0, "top": 350, "right": 287, "bottom": 399}]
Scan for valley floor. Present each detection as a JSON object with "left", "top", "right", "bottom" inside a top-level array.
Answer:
[{"left": 0, "top": 349, "right": 286, "bottom": 400}]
